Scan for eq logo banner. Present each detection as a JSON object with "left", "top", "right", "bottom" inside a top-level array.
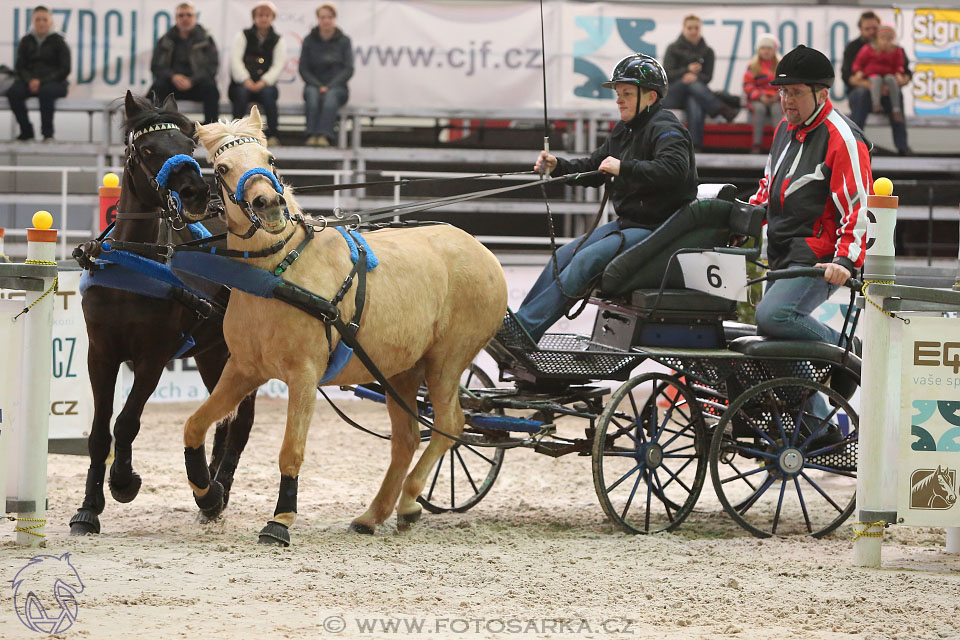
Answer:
[
  {"left": 912, "top": 9, "right": 960, "bottom": 60},
  {"left": 911, "top": 63, "right": 960, "bottom": 115},
  {"left": 909, "top": 399, "right": 960, "bottom": 452}
]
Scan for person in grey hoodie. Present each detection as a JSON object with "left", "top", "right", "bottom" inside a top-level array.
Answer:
[
  {"left": 148, "top": 1, "right": 220, "bottom": 124},
  {"left": 298, "top": 2, "right": 353, "bottom": 146},
  {"left": 661, "top": 14, "right": 739, "bottom": 150},
  {"left": 7, "top": 6, "right": 71, "bottom": 141}
]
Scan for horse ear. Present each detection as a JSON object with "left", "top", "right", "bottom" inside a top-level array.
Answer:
[
  {"left": 124, "top": 90, "right": 138, "bottom": 119},
  {"left": 160, "top": 93, "right": 179, "bottom": 113},
  {"left": 248, "top": 105, "right": 263, "bottom": 131}
]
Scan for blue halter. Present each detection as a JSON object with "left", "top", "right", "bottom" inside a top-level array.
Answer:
[{"left": 153, "top": 154, "right": 204, "bottom": 216}]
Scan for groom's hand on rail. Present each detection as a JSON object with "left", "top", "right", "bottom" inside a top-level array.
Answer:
[
  {"left": 534, "top": 150, "right": 557, "bottom": 175},
  {"left": 815, "top": 262, "right": 852, "bottom": 286},
  {"left": 598, "top": 156, "right": 620, "bottom": 176}
]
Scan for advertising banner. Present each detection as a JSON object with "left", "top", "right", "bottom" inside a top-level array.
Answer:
[
  {"left": 7, "top": 2, "right": 959, "bottom": 115},
  {"left": 897, "top": 316, "right": 960, "bottom": 526}
]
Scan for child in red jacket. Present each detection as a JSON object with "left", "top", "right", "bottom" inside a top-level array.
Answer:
[
  {"left": 852, "top": 24, "right": 907, "bottom": 121},
  {"left": 742, "top": 33, "right": 781, "bottom": 154}
]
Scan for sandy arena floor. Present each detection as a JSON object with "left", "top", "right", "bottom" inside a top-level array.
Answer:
[{"left": 3, "top": 397, "right": 960, "bottom": 639}]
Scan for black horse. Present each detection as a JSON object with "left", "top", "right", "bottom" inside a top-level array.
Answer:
[{"left": 69, "top": 91, "right": 257, "bottom": 535}]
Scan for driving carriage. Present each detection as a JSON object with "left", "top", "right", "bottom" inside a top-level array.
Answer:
[
  {"left": 75, "top": 104, "right": 860, "bottom": 544},
  {"left": 350, "top": 182, "right": 862, "bottom": 539}
]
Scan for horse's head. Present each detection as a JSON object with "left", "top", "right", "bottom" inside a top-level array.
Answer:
[
  {"left": 197, "top": 106, "right": 290, "bottom": 236},
  {"left": 122, "top": 90, "right": 210, "bottom": 222},
  {"left": 935, "top": 466, "right": 958, "bottom": 506}
]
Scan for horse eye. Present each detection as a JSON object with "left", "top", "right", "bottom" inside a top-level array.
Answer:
[
  {"left": 143, "top": 147, "right": 153, "bottom": 156},
  {"left": 216, "top": 165, "right": 228, "bottom": 175}
]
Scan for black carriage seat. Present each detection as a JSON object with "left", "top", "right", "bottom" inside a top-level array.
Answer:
[
  {"left": 728, "top": 336, "right": 861, "bottom": 400},
  {"left": 590, "top": 184, "right": 765, "bottom": 350}
]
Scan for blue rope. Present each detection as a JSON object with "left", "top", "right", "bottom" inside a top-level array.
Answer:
[
  {"left": 187, "top": 222, "right": 212, "bottom": 240},
  {"left": 234, "top": 168, "right": 284, "bottom": 203}
]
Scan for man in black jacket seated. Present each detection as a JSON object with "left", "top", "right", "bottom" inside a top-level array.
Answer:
[
  {"left": 7, "top": 6, "right": 71, "bottom": 142},
  {"left": 496, "top": 54, "right": 698, "bottom": 348},
  {"left": 149, "top": 1, "right": 220, "bottom": 124},
  {"left": 661, "top": 15, "right": 739, "bottom": 151}
]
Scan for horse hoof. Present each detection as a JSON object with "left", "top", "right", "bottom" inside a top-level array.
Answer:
[
  {"left": 194, "top": 480, "right": 225, "bottom": 521},
  {"left": 108, "top": 471, "right": 142, "bottom": 503},
  {"left": 258, "top": 521, "right": 290, "bottom": 546},
  {"left": 396, "top": 509, "right": 422, "bottom": 532},
  {"left": 69, "top": 509, "right": 101, "bottom": 536},
  {"left": 348, "top": 520, "right": 375, "bottom": 535}
]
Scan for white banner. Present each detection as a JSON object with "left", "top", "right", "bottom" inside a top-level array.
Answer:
[
  {"left": 897, "top": 316, "right": 960, "bottom": 526},
  {"left": 4, "top": 2, "right": 958, "bottom": 114},
  {"left": 676, "top": 252, "right": 747, "bottom": 301}
]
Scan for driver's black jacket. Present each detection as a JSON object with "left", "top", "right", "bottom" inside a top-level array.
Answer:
[{"left": 551, "top": 102, "right": 698, "bottom": 230}]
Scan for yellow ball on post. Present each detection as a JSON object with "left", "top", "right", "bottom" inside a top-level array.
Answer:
[
  {"left": 102, "top": 172, "right": 120, "bottom": 188},
  {"left": 32, "top": 210, "right": 53, "bottom": 230},
  {"left": 873, "top": 177, "right": 894, "bottom": 196}
]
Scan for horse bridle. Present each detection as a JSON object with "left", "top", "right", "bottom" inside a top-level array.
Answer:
[
  {"left": 212, "top": 136, "right": 293, "bottom": 239},
  {"left": 124, "top": 122, "right": 206, "bottom": 230}
]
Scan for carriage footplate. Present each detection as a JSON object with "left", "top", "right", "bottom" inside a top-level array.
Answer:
[{"left": 487, "top": 310, "right": 539, "bottom": 368}]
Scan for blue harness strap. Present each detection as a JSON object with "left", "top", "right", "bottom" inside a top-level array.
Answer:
[
  {"left": 155, "top": 154, "right": 202, "bottom": 189},
  {"left": 335, "top": 228, "right": 379, "bottom": 270},
  {"left": 318, "top": 341, "right": 354, "bottom": 384},
  {"left": 170, "top": 251, "right": 282, "bottom": 298},
  {"left": 97, "top": 244, "right": 191, "bottom": 290},
  {"left": 79, "top": 262, "right": 176, "bottom": 299},
  {"left": 78, "top": 264, "right": 197, "bottom": 360}
]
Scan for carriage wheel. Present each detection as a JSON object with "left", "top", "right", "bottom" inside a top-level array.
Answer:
[
  {"left": 417, "top": 364, "right": 506, "bottom": 514},
  {"left": 709, "top": 377, "right": 858, "bottom": 538},
  {"left": 592, "top": 372, "right": 707, "bottom": 534}
]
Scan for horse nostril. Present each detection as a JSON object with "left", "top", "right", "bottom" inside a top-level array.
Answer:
[{"left": 253, "top": 195, "right": 268, "bottom": 210}]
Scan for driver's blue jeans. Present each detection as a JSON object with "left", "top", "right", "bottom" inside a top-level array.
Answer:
[
  {"left": 755, "top": 267, "right": 845, "bottom": 425},
  {"left": 515, "top": 220, "right": 652, "bottom": 341}
]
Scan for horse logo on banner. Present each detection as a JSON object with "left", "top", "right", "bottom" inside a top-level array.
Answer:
[
  {"left": 909, "top": 466, "right": 958, "bottom": 510},
  {"left": 12, "top": 553, "right": 85, "bottom": 634}
]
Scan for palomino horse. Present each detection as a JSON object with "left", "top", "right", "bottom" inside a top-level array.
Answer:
[
  {"left": 69, "top": 92, "right": 257, "bottom": 535},
  {"left": 182, "top": 107, "right": 507, "bottom": 545}
]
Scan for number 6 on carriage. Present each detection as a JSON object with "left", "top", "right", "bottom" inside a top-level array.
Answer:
[{"left": 676, "top": 251, "right": 748, "bottom": 301}]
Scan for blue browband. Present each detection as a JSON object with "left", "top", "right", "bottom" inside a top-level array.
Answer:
[{"left": 234, "top": 167, "right": 284, "bottom": 204}]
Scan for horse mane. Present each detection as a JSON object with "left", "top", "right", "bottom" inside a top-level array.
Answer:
[
  {"left": 121, "top": 93, "right": 194, "bottom": 138},
  {"left": 911, "top": 468, "right": 947, "bottom": 492}
]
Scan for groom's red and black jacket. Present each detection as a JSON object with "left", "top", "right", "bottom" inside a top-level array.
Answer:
[{"left": 749, "top": 99, "right": 872, "bottom": 273}]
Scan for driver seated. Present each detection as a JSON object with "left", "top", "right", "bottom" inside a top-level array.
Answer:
[{"left": 491, "top": 53, "right": 698, "bottom": 360}]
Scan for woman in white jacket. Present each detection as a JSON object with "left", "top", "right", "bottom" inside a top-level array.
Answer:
[{"left": 229, "top": 0, "right": 287, "bottom": 145}]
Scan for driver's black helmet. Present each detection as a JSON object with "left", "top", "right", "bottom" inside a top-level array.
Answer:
[
  {"left": 601, "top": 54, "right": 669, "bottom": 99},
  {"left": 770, "top": 45, "right": 835, "bottom": 87}
]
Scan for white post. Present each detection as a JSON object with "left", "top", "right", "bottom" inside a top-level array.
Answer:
[
  {"left": 60, "top": 169, "right": 68, "bottom": 260},
  {"left": 14, "top": 226, "right": 57, "bottom": 546},
  {"left": 853, "top": 186, "right": 899, "bottom": 568},
  {"left": 947, "top": 528, "right": 960, "bottom": 553}
]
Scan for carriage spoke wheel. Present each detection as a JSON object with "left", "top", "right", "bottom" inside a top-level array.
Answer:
[
  {"left": 417, "top": 364, "right": 505, "bottom": 514},
  {"left": 592, "top": 372, "right": 706, "bottom": 534},
  {"left": 709, "top": 377, "right": 858, "bottom": 538}
]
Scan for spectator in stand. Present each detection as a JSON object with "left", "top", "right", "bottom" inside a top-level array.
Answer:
[
  {"left": 852, "top": 24, "right": 907, "bottom": 121},
  {"left": 299, "top": 2, "right": 353, "bottom": 147},
  {"left": 230, "top": 1, "right": 287, "bottom": 146},
  {"left": 742, "top": 33, "right": 782, "bottom": 154},
  {"left": 7, "top": 6, "right": 71, "bottom": 142},
  {"left": 842, "top": 10, "right": 912, "bottom": 155},
  {"left": 662, "top": 14, "right": 739, "bottom": 151},
  {"left": 149, "top": 1, "right": 220, "bottom": 124}
]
